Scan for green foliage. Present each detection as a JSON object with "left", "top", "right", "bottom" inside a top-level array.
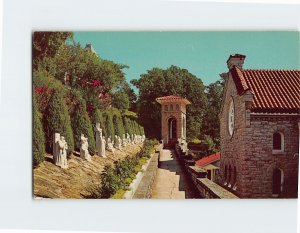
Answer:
[
  {"left": 69, "top": 89, "right": 96, "bottom": 154},
  {"left": 103, "top": 110, "right": 115, "bottom": 139},
  {"left": 90, "top": 139, "right": 157, "bottom": 199},
  {"left": 33, "top": 32, "right": 73, "bottom": 68},
  {"left": 191, "top": 138, "right": 201, "bottom": 144},
  {"left": 112, "top": 91, "right": 130, "bottom": 110},
  {"left": 201, "top": 80, "right": 224, "bottom": 149},
  {"left": 33, "top": 94, "right": 46, "bottom": 166},
  {"left": 122, "top": 110, "right": 137, "bottom": 118},
  {"left": 44, "top": 90, "right": 74, "bottom": 153},
  {"left": 111, "top": 189, "right": 126, "bottom": 199},
  {"left": 131, "top": 65, "right": 207, "bottom": 140},
  {"left": 112, "top": 112, "right": 125, "bottom": 138}
]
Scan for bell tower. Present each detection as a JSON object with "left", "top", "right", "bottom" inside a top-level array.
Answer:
[{"left": 156, "top": 95, "right": 191, "bottom": 147}]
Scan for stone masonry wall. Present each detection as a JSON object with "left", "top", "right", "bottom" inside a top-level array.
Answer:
[
  {"left": 243, "top": 116, "right": 299, "bottom": 198},
  {"left": 220, "top": 72, "right": 299, "bottom": 198},
  {"left": 219, "top": 73, "right": 248, "bottom": 197}
]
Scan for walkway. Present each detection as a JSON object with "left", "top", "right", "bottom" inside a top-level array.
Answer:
[{"left": 151, "top": 149, "right": 196, "bottom": 199}]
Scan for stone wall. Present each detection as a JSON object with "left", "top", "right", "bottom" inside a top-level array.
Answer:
[
  {"left": 132, "top": 153, "right": 159, "bottom": 199},
  {"left": 219, "top": 72, "right": 299, "bottom": 198},
  {"left": 175, "top": 144, "right": 238, "bottom": 199}
]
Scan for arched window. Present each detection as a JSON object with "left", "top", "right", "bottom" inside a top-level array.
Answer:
[
  {"left": 165, "top": 105, "right": 168, "bottom": 111},
  {"left": 170, "top": 104, "right": 173, "bottom": 111},
  {"left": 272, "top": 168, "right": 284, "bottom": 197},
  {"left": 176, "top": 104, "right": 179, "bottom": 111},
  {"left": 273, "top": 132, "right": 284, "bottom": 152}
]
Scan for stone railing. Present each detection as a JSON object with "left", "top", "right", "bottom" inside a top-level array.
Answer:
[
  {"left": 175, "top": 143, "right": 239, "bottom": 199},
  {"left": 132, "top": 152, "right": 159, "bottom": 199}
]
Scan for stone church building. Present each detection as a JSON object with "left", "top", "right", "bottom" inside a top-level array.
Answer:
[{"left": 219, "top": 54, "right": 299, "bottom": 198}]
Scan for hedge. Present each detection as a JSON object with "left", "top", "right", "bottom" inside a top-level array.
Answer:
[
  {"left": 70, "top": 89, "right": 96, "bottom": 154},
  {"left": 33, "top": 94, "right": 46, "bottom": 166},
  {"left": 44, "top": 90, "right": 74, "bottom": 153}
]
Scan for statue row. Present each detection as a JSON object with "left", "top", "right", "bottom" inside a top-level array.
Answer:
[{"left": 53, "top": 123, "right": 146, "bottom": 169}]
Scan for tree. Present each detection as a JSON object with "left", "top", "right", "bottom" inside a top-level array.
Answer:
[
  {"left": 103, "top": 110, "right": 115, "bottom": 140},
  {"left": 69, "top": 89, "right": 96, "bottom": 154},
  {"left": 132, "top": 65, "right": 207, "bottom": 140},
  {"left": 44, "top": 90, "right": 74, "bottom": 153},
  {"left": 113, "top": 113, "right": 125, "bottom": 137},
  {"left": 111, "top": 91, "right": 130, "bottom": 110},
  {"left": 33, "top": 32, "right": 73, "bottom": 68},
  {"left": 33, "top": 94, "right": 46, "bottom": 166},
  {"left": 201, "top": 80, "right": 224, "bottom": 148}
]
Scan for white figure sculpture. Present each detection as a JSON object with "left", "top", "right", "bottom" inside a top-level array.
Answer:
[
  {"left": 126, "top": 133, "right": 131, "bottom": 144},
  {"left": 122, "top": 134, "right": 127, "bottom": 147},
  {"left": 80, "top": 134, "right": 91, "bottom": 161},
  {"left": 101, "top": 136, "right": 106, "bottom": 157},
  {"left": 95, "top": 123, "right": 106, "bottom": 158},
  {"left": 114, "top": 135, "right": 122, "bottom": 150},
  {"left": 106, "top": 137, "right": 115, "bottom": 153},
  {"left": 131, "top": 134, "right": 135, "bottom": 144},
  {"left": 53, "top": 133, "right": 68, "bottom": 169}
]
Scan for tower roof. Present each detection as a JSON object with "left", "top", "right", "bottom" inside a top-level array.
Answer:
[{"left": 156, "top": 95, "right": 191, "bottom": 105}]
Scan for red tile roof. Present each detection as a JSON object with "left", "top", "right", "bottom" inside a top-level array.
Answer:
[
  {"left": 156, "top": 95, "right": 191, "bottom": 104},
  {"left": 196, "top": 152, "right": 220, "bottom": 167},
  {"left": 156, "top": 95, "right": 185, "bottom": 100},
  {"left": 231, "top": 67, "right": 300, "bottom": 114}
]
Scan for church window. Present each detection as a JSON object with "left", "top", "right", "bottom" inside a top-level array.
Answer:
[{"left": 273, "top": 132, "right": 284, "bottom": 153}]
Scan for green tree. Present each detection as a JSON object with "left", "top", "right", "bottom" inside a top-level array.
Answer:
[
  {"left": 201, "top": 80, "right": 224, "bottom": 148},
  {"left": 33, "top": 94, "right": 46, "bottom": 166},
  {"left": 104, "top": 111, "right": 115, "bottom": 139},
  {"left": 33, "top": 32, "right": 73, "bottom": 68},
  {"left": 69, "top": 90, "right": 96, "bottom": 154},
  {"left": 44, "top": 90, "right": 74, "bottom": 153},
  {"left": 131, "top": 65, "right": 207, "bottom": 140}
]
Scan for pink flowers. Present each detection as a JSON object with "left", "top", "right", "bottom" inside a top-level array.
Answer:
[{"left": 34, "top": 86, "right": 47, "bottom": 94}]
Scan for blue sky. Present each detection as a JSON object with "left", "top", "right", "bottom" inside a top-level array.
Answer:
[{"left": 74, "top": 31, "right": 299, "bottom": 87}]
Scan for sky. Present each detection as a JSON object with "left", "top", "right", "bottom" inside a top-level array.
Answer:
[{"left": 73, "top": 31, "right": 299, "bottom": 87}]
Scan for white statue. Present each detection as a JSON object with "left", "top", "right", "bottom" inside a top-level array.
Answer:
[
  {"left": 122, "top": 134, "right": 127, "bottom": 147},
  {"left": 80, "top": 134, "right": 91, "bottom": 161},
  {"left": 126, "top": 133, "right": 131, "bottom": 144},
  {"left": 53, "top": 133, "right": 68, "bottom": 169},
  {"left": 95, "top": 123, "right": 106, "bottom": 158},
  {"left": 106, "top": 137, "right": 115, "bottom": 153},
  {"left": 101, "top": 136, "right": 106, "bottom": 157},
  {"left": 114, "top": 135, "right": 122, "bottom": 150},
  {"left": 131, "top": 134, "right": 135, "bottom": 144}
]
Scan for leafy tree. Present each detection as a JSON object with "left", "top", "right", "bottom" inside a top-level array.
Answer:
[
  {"left": 113, "top": 113, "right": 125, "bottom": 137},
  {"left": 103, "top": 110, "right": 115, "bottom": 140},
  {"left": 201, "top": 80, "right": 224, "bottom": 148},
  {"left": 112, "top": 91, "right": 129, "bottom": 110},
  {"left": 33, "top": 32, "right": 73, "bottom": 68},
  {"left": 132, "top": 65, "right": 207, "bottom": 140},
  {"left": 33, "top": 94, "right": 46, "bottom": 166},
  {"left": 44, "top": 90, "right": 74, "bottom": 153},
  {"left": 69, "top": 89, "right": 96, "bottom": 154}
]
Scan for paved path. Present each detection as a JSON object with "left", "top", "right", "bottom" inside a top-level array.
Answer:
[{"left": 151, "top": 149, "right": 196, "bottom": 199}]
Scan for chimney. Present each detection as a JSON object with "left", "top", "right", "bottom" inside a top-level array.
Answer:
[{"left": 227, "top": 54, "right": 246, "bottom": 70}]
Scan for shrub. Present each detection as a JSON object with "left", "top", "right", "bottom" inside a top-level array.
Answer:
[
  {"left": 113, "top": 114, "right": 125, "bottom": 137},
  {"left": 103, "top": 110, "right": 115, "bottom": 139},
  {"left": 70, "top": 90, "right": 96, "bottom": 154},
  {"left": 111, "top": 189, "right": 126, "bottom": 199},
  {"left": 33, "top": 94, "right": 46, "bottom": 166},
  {"left": 44, "top": 90, "right": 74, "bottom": 153}
]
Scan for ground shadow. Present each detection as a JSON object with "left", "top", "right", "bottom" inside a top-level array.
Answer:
[{"left": 158, "top": 150, "right": 200, "bottom": 198}]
